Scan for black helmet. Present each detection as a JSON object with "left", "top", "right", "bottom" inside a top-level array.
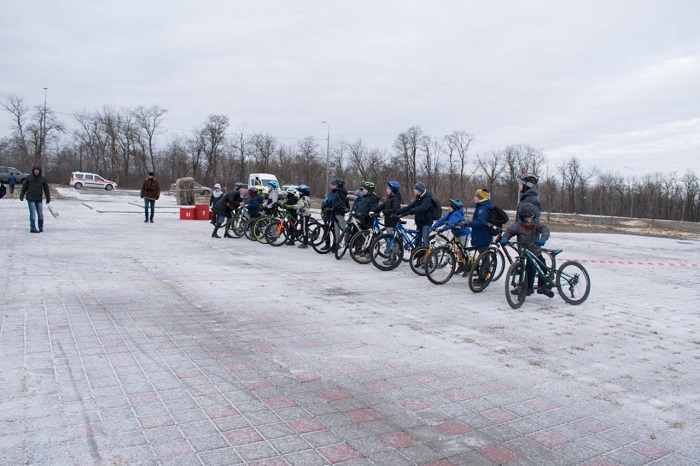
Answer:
[
  {"left": 235, "top": 182, "right": 244, "bottom": 189},
  {"left": 517, "top": 202, "right": 538, "bottom": 222},
  {"left": 519, "top": 173, "right": 539, "bottom": 188},
  {"left": 329, "top": 178, "right": 344, "bottom": 188}
]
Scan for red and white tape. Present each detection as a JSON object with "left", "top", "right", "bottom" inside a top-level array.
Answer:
[{"left": 565, "top": 259, "right": 699, "bottom": 267}]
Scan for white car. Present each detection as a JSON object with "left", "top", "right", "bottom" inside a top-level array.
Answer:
[
  {"left": 70, "top": 171, "right": 117, "bottom": 190},
  {"left": 280, "top": 184, "right": 300, "bottom": 198}
]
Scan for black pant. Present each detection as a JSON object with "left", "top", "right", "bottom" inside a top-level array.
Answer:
[{"left": 526, "top": 254, "right": 547, "bottom": 292}]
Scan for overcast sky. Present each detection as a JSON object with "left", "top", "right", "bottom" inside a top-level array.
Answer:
[{"left": 2, "top": 0, "right": 699, "bottom": 176}]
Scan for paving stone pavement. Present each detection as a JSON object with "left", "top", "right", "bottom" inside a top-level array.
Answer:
[{"left": 1, "top": 192, "right": 698, "bottom": 465}]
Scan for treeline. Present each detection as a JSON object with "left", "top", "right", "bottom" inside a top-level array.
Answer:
[{"left": 2, "top": 95, "right": 699, "bottom": 222}]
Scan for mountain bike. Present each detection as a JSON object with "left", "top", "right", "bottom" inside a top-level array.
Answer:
[
  {"left": 466, "top": 240, "right": 517, "bottom": 293},
  {"left": 423, "top": 229, "right": 490, "bottom": 285},
  {"left": 369, "top": 217, "right": 431, "bottom": 271},
  {"left": 310, "top": 209, "right": 343, "bottom": 254},
  {"left": 264, "top": 209, "right": 306, "bottom": 246},
  {"left": 348, "top": 214, "right": 385, "bottom": 265},
  {"left": 409, "top": 229, "right": 451, "bottom": 276},
  {"left": 503, "top": 241, "right": 591, "bottom": 309},
  {"left": 335, "top": 213, "right": 365, "bottom": 260},
  {"left": 227, "top": 207, "right": 249, "bottom": 238}
]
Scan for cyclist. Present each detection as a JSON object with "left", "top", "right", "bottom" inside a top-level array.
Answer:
[
  {"left": 467, "top": 188, "right": 495, "bottom": 279},
  {"left": 354, "top": 181, "right": 379, "bottom": 229},
  {"left": 263, "top": 180, "right": 281, "bottom": 213},
  {"left": 282, "top": 188, "right": 300, "bottom": 245},
  {"left": 518, "top": 173, "right": 541, "bottom": 221},
  {"left": 432, "top": 199, "right": 471, "bottom": 272},
  {"left": 500, "top": 202, "right": 553, "bottom": 297},
  {"left": 324, "top": 178, "right": 349, "bottom": 250},
  {"left": 210, "top": 184, "right": 244, "bottom": 238},
  {"left": 245, "top": 186, "right": 264, "bottom": 218},
  {"left": 396, "top": 182, "right": 434, "bottom": 247},
  {"left": 372, "top": 181, "right": 402, "bottom": 234},
  {"left": 294, "top": 185, "right": 312, "bottom": 249}
]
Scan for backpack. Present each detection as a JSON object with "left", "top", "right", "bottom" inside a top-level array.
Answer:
[
  {"left": 430, "top": 198, "right": 442, "bottom": 220},
  {"left": 485, "top": 204, "right": 509, "bottom": 235}
]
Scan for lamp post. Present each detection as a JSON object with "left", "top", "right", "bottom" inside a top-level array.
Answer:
[
  {"left": 321, "top": 121, "right": 330, "bottom": 196},
  {"left": 41, "top": 87, "right": 48, "bottom": 165}
]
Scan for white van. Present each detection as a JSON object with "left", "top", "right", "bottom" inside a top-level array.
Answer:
[{"left": 248, "top": 173, "right": 279, "bottom": 196}]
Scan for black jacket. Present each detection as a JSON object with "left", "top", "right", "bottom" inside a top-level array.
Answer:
[
  {"left": 329, "top": 186, "right": 349, "bottom": 214},
  {"left": 396, "top": 191, "right": 433, "bottom": 227},
  {"left": 375, "top": 192, "right": 402, "bottom": 228},
  {"left": 519, "top": 187, "right": 541, "bottom": 221},
  {"left": 20, "top": 166, "right": 50, "bottom": 203},
  {"left": 212, "top": 190, "right": 242, "bottom": 218}
]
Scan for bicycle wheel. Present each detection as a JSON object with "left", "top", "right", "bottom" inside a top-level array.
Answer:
[
  {"left": 491, "top": 247, "right": 506, "bottom": 281},
  {"left": 243, "top": 218, "right": 258, "bottom": 241},
  {"left": 425, "top": 246, "right": 456, "bottom": 285},
  {"left": 468, "top": 250, "right": 498, "bottom": 293},
  {"left": 370, "top": 233, "right": 403, "bottom": 271},
  {"left": 311, "top": 224, "right": 334, "bottom": 254},
  {"left": 349, "top": 230, "right": 374, "bottom": 264},
  {"left": 230, "top": 215, "right": 247, "bottom": 238},
  {"left": 409, "top": 246, "right": 430, "bottom": 276},
  {"left": 253, "top": 217, "right": 272, "bottom": 243},
  {"left": 265, "top": 220, "right": 287, "bottom": 246},
  {"left": 556, "top": 261, "right": 591, "bottom": 305},
  {"left": 334, "top": 229, "right": 352, "bottom": 260},
  {"left": 505, "top": 260, "right": 527, "bottom": 309}
]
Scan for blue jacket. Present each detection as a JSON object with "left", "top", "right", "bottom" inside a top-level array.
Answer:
[
  {"left": 433, "top": 209, "right": 470, "bottom": 237},
  {"left": 246, "top": 194, "right": 264, "bottom": 217},
  {"left": 467, "top": 199, "right": 494, "bottom": 247}
]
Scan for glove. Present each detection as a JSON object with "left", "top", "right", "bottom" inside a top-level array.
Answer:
[
  {"left": 19, "top": 197, "right": 24, "bottom": 201},
  {"left": 538, "top": 239, "right": 546, "bottom": 246},
  {"left": 500, "top": 238, "right": 508, "bottom": 245}
]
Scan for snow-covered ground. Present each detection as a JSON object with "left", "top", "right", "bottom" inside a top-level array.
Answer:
[{"left": 3, "top": 187, "right": 699, "bottom": 461}]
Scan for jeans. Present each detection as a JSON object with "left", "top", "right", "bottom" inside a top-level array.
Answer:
[
  {"left": 418, "top": 224, "right": 431, "bottom": 247},
  {"left": 144, "top": 199, "right": 155, "bottom": 220},
  {"left": 28, "top": 200, "right": 44, "bottom": 230}
]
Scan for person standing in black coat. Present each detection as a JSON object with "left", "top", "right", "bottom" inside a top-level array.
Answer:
[
  {"left": 373, "top": 181, "right": 402, "bottom": 233},
  {"left": 211, "top": 187, "right": 243, "bottom": 238},
  {"left": 19, "top": 165, "right": 51, "bottom": 233},
  {"left": 396, "top": 182, "right": 433, "bottom": 247},
  {"left": 518, "top": 173, "right": 541, "bottom": 221}
]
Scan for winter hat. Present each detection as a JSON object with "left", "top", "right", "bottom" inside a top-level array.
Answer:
[
  {"left": 214, "top": 183, "right": 222, "bottom": 189},
  {"left": 475, "top": 189, "right": 490, "bottom": 202},
  {"left": 148, "top": 172, "right": 154, "bottom": 177},
  {"left": 353, "top": 189, "right": 363, "bottom": 197},
  {"left": 414, "top": 182, "right": 426, "bottom": 193}
]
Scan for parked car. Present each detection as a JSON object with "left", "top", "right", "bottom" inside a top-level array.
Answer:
[
  {"left": 0, "top": 166, "right": 30, "bottom": 184},
  {"left": 194, "top": 182, "right": 212, "bottom": 195},
  {"left": 280, "top": 184, "right": 300, "bottom": 199},
  {"left": 70, "top": 171, "right": 117, "bottom": 190}
]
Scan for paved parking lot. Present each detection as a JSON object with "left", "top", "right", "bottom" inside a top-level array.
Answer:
[{"left": 1, "top": 191, "right": 698, "bottom": 465}]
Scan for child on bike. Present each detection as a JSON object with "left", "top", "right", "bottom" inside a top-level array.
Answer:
[
  {"left": 372, "top": 181, "right": 402, "bottom": 234},
  {"left": 500, "top": 202, "right": 553, "bottom": 297},
  {"left": 354, "top": 181, "right": 379, "bottom": 230},
  {"left": 467, "top": 188, "right": 495, "bottom": 279},
  {"left": 294, "top": 185, "right": 312, "bottom": 249},
  {"left": 396, "top": 182, "right": 434, "bottom": 247},
  {"left": 432, "top": 199, "right": 471, "bottom": 272},
  {"left": 245, "top": 186, "right": 264, "bottom": 218},
  {"left": 324, "top": 178, "right": 349, "bottom": 251}
]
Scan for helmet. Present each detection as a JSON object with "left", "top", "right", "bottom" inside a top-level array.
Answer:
[
  {"left": 519, "top": 173, "right": 539, "bottom": 188},
  {"left": 297, "top": 184, "right": 310, "bottom": 191},
  {"left": 361, "top": 181, "right": 376, "bottom": 190},
  {"left": 248, "top": 186, "right": 258, "bottom": 195},
  {"left": 388, "top": 181, "right": 401, "bottom": 192},
  {"left": 517, "top": 202, "right": 538, "bottom": 222},
  {"left": 235, "top": 182, "right": 244, "bottom": 189},
  {"left": 268, "top": 180, "right": 279, "bottom": 189},
  {"left": 255, "top": 184, "right": 264, "bottom": 193},
  {"left": 449, "top": 199, "right": 464, "bottom": 210},
  {"left": 329, "top": 178, "right": 344, "bottom": 187}
]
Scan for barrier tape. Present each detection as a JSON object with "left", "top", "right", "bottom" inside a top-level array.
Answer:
[{"left": 563, "top": 259, "right": 699, "bottom": 267}]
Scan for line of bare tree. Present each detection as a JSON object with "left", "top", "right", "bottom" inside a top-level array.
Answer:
[{"left": 2, "top": 95, "right": 699, "bottom": 222}]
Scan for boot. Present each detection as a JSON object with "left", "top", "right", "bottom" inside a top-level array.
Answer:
[
  {"left": 298, "top": 243, "right": 308, "bottom": 249},
  {"left": 212, "top": 226, "right": 221, "bottom": 238},
  {"left": 224, "top": 230, "right": 233, "bottom": 238}
]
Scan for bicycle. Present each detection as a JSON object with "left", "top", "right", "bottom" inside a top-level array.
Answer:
[
  {"left": 465, "top": 238, "right": 518, "bottom": 293},
  {"left": 423, "top": 226, "right": 489, "bottom": 285},
  {"left": 264, "top": 209, "right": 301, "bottom": 246},
  {"left": 369, "top": 216, "right": 432, "bottom": 271},
  {"left": 226, "top": 207, "right": 249, "bottom": 238},
  {"left": 409, "top": 229, "right": 451, "bottom": 276},
  {"left": 347, "top": 214, "right": 386, "bottom": 265},
  {"left": 503, "top": 241, "right": 591, "bottom": 309},
  {"left": 335, "top": 213, "right": 365, "bottom": 260},
  {"left": 310, "top": 209, "right": 344, "bottom": 254}
]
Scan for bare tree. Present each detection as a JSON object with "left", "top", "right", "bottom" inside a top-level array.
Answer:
[
  {"left": 474, "top": 148, "right": 505, "bottom": 194},
  {"left": 393, "top": 126, "right": 425, "bottom": 189},
  {"left": 250, "top": 132, "right": 276, "bottom": 173},
  {"left": 134, "top": 105, "right": 167, "bottom": 173},
  {"left": 196, "top": 114, "right": 229, "bottom": 183},
  {"left": 444, "top": 130, "right": 475, "bottom": 197}
]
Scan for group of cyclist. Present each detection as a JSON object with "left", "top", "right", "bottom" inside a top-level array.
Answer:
[{"left": 208, "top": 173, "right": 553, "bottom": 297}]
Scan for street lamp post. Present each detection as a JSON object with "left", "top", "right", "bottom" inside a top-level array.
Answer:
[
  {"left": 321, "top": 121, "right": 330, "bottom": 196},
  {"left": 41, "top": 88, "right": 48, "bottom": 165}
]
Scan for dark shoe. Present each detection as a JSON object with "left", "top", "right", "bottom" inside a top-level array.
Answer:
[
  {"left": 462, "top": 269, "right": 470, "bottom": 277},
  {"left": 286, "top": 241, "right": 295, "bottom": 246},
  {"left": 149, "top": 219, "right": 154, "bottom": 223},
  {"left": 212, "top": 233, "right": 221, "bottom": 238},
  {"left": 537, "top": 288, "right": 555, "bottom": 298},
  {"left": 527, "top": 289, "right": 534, "bottom": 296},
  {"left": 30, "top": 229, "right": 39, "bottom": 233},
  {"left": 224, "top": 232, "right": 233, "bottom": 238},
  {"left": 144, "top": 219, "right": 148, "bottom": 223},
  {"left": 382, "top": 259, "right": 395, "bottom": 266},
  {"left": 298, "top": 244, "right": 308, "bottom": 249},
  {"left": 39, "top": 228, "right": 43, "bottom": 233},
  {"left": 472, "top": 278, "right": 485, "bottom": 285}
]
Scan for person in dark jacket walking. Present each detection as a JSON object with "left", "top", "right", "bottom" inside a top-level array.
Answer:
[
  {"left": 396, "top": 182, "right": 434, "bottom": 247},
  {"left": 372, "top": 181, "right": 402, "bottom": 233},
  {"left": 518, "top": 173, "right": 541, "bottom": 220},
  {"left": 19, "top": 165, "right": 51, "bottom": 233},
  {"left": 140, "top": 172, "right": 161, "bottom": 223},
  {"left": 8, "top": 173, "right": 17, "bottom": 193}
]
